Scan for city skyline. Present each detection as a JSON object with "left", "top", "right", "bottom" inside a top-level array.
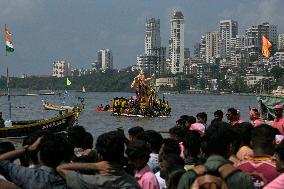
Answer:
[{"left": 0, "top": 0, "right": 283, "bottom": 76}]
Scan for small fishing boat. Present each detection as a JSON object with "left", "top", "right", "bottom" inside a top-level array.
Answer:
[
  {"left": 0, "top": 110, "right": 80, "bottom": 139},
  {"left": 42, "top": 100, "right": 75, "bottom": 111},
  {"left": 96, "top": 107, "right": 113, "bottom": 112}
]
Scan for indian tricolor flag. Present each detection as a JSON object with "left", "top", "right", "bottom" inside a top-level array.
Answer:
[{"left": 6, "top": 36, "right": 14, "bottom": 52}]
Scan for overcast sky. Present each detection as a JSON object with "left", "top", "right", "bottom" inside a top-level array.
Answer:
[{"left": 0, "top": 0, "right": 283, "bottom": 76}]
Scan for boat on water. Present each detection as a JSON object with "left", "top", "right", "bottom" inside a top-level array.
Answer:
[
  {"left": 257, "top": 86, "right": 284, "bottom": 120},
  {"left": 112, "top": 70, "right": 171, "bottom": 117},
  {"left": 42, "top": 100, "right": 75, "bottom": 111},
  {"left": 82, "top": 86, "right": 86, "bottom": 93},
  {"left": 0, "top": 110, "right": 80, "bottom": 139},
  {"left": 39, "top": 90, "right": 56, "bottom": 96}
]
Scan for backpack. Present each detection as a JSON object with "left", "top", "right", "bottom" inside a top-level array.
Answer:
[{"left": 190, "top": 163, "right": 239, "bottom": 189}]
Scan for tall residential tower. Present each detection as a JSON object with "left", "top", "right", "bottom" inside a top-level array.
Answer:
[{"left": 169, "top": 11, "right": 185, "bottom": 74}]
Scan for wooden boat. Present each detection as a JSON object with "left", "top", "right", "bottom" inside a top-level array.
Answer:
[
  {"left": 258, "top": 94, "right": 284, "bottom": 120},
  {"left": 0, "top": 110, "right": 80, "bottom": 139},
  {"left": 42, "top": 100, "right": 75, "bottom": 111},
  {"left": 96, "top": 107, "right": 113, "bottom": 112}
]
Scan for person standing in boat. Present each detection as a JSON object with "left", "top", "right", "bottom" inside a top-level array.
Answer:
[{"left": 272, "top": 104, "right": 284, "bottom": 135}]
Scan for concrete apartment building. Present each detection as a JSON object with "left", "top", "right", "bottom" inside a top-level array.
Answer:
[
  {"left": 205, "top": 32, "right": 219, "bottom": 63},
  {"left": 52, "top": 60, "right": 71, "bottom": 78},
  {"left": 169, "top": 11, "right": 185, "bottom": 74},
  {"left": 278, "top": 34, "right": 284, "bottom": 50},
  {"left": 97, "top": 49, "right": 113, "bottom": 71},
  {"left": 219, "top": 20, "right": 238, "bottom": 60}
]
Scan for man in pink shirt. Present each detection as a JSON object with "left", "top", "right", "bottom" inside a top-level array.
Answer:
[
  {"left": 126, "top": 140, "right": 159, "bottom": 189},
  {"left": 272, "top": 104, "right": 284, "bottom": 135},
  {"left": 264, "top": 140, "right": 284, "bottom": 189},
  {"left": 237, "top": 125, "right": 280, "bottom": 188},
  {"left": 226, "top": 108, "right": 244, "bottom": 126},
  {"left": 249, "top": 108, "right": 264, "bottom": 127}
]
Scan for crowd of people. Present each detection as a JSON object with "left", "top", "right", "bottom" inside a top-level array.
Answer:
[
  {"left": 0, "top": 104, "right": 283, "bottom": 189},
  {"left": 112, "top": 97, "right": 171, "bottom": 117}
]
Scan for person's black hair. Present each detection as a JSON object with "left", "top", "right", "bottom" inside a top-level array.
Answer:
[
  {"left": 136, "top": 130, "right": 163, "bottom": 153},
  {"left": 183, "top": 131, "right": 201, "bottom": 158},
  {"left": 203, "top": 122, "right": 236, "bottom": 157},
  {"left": 235, "top": 122, "right": 254, "bottom": 146},
  {"left": 160, "top": 153, "right": 185, "bottom": 180},
  {"left": 128, "top": 126, "right": 144, "bottom": 137},
  {"left": 180, "top": 115, "right": 190, "bottom": 120},
  {"left": 275, "top": 140, "right": 284, "bottom": 161},
  {"left": 0, "top": 142, "right": 16, "bottom": 163},
  {"left": 196, "top": 112, "right": 207, "bottom": 123},
  {"left": 22, "top": 130, "right": 50, "bottom": 166},
  {"left": 251, "top": 124, "right": 279, "bottom": 154},
  {"left": 126, "top": 140, "right": 150, "bottom": 162},
  {"left": 67, "top": 125, "right": 86, "bottom": 149},
  {"left": 169, "top": 126, "right": 186, "bottom": 142},
  {"left": 186, "top": 116, "right": 196, "bottom": 125},
  {"left": 0, "top": 142, "right": 15, "bottom": 157},
  {"left": 214, "top": 110, "right": 223, "bottom": 118},
  {"left": 176, "top": 118, "right": 186, "bottom": 128},
  {"left": 161, "top": 138, "right": 181, "bottom": 156},
  {"left": 79, "top": 132, "right": 93, "bottom": 150},
  {"left": 95, "top": 131, "right": 125, "bottom": 164},
  {"left": 38, "top": 134, "right": 70, "bottom": 168},
  {"left": 227, "top": 108, "right": 238, "bottom": 116}
]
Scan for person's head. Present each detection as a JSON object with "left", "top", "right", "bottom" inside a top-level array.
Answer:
[
  {"left": 249, "top": 108, "right": 261, "bottom": 120},
  {"left": 159, "top": 138, "right": 181, "bottom": 164},
  {"left": 95, "top": 131, "right": 125, "bottom": 164},
  {"left": 176, "top": 118, "right": 187, "bottom": 128},
  {"left": 183, "top": 131, "right": 201, "bottom": 159},
  {"left": 128, "top": 126, "right": 144, "bottom": 142},
  {"left": 67, "top": 125, "right": 86, "bottom": 149},
  {"left": 38, "top": 134, "right": 70, "bottom": 168},
  {"left": 274, "top": 104, "right": 283, "bottom": 118},
  {"left": 275, "top": 140, "right": 284, "bottom": 172},
  {"left": 169, "top": 126, "right": 186, "bottom": 143},
  {"left": 0, "top": 142, "right": 15, "bottom": 162},
  {"left": 226, "top": 108, "right": 238, "bottom": 122},
  {"left": 126, "top": 140, "right": 151, "bottom": 170},
  {"left": 80, "top": 132, "right": 93, "bottom": 150},
  {"left": 196, "top": 112, "right": 207, "bottom": 124},
  {"left": 203, "top": 121, "right": 237, "bottom": 158},
  {"left": 214, "top": 110, "right": 223, "bottom": 121},
  {"left": 251, "top": 124, "right": 278, "bottom": 156},
  {"left": 235, "top": 122, "right": 254, "bottom": 147},
  {"left": 22, "top": 130, "right": 49, "bottom": 166},
  {"left": 159, "top": 153, "right": 184, "bottom": 180},
  {"left": 136, "top": 130, "right": 163, "bottom": 154}
]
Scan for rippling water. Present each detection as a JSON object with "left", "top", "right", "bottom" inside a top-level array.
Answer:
[{"left": 0, "top": 92, "right": 258, "bottom": 139}]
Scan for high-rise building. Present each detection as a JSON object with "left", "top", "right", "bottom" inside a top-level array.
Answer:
[
  {"left": 136, "top": 18, "right": 166, "bottom": 75},
  {"left": 52, "top": 60, "right": 71, "bottom": 78},
  {"left": 278, "top": 34, "right": 284, "bottom": 50},
  {"left": 200, "top": 35, "right": 206, "bottom": 60},
  {"left": 145, "top": 18, "right": 161, "bottom": 55},
  {"left": 219, "top": 19, "right": 238, "bottom": 60},
  {"left": 97, "top": 49, "right": 113, "bottom": 71},
  {"left": 205, "top": 32, "right": 219, "bottom": 63},
  {"left": 193, "top": 43, "right": 201, "bottom": 58},
  {"left": 245, "top": 22, "right": 278, "bottom": 57},
  {"left": 169, "top": 11, "right": 185, "bottom": 74}
]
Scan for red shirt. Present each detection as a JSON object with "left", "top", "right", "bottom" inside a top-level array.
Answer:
[
  {"left": 237, "top": 156, "right": 280, "bottom": 189},
  {"left": 272, "top": 117, "right": 284, "bottom": 135}
]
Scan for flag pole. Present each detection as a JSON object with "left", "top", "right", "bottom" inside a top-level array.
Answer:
[
  {"left": 5, "top": 24, "right": 7, "bottom": 56},
  {"left": 4, "top": 24, "right": 12, "bottom": 120},
  {"left": 7, "top": 67, "right": 11, "bottom": 120}
]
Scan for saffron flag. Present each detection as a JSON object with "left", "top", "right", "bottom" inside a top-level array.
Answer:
[
  {"left": 262, "top": 35, "right": 272, "bottom": 58},
  {"left": 66, "top": 78, "right": 72, "bottom": 86},
  {"left": 5, "top": 27, "right": 12, "bottom": 36}
]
